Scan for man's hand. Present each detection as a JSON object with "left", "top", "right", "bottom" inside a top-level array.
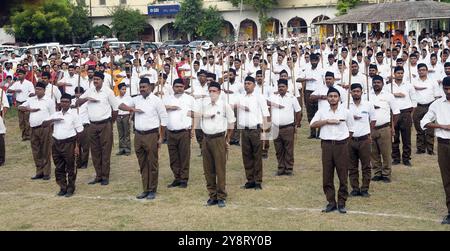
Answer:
[
  {"left": 86, "top": 97, "right": 99, "bottom": 102},
  {"left": 157, "top": 138, "right": 163, "bottom": 148},
  {"left": 440, "top": 124, "right": 450, "bottom": 130},
  {"left": 326, "top": 119, "right": 340, "bottom": 125},
  {"left": 353, "top": 115, "right": 362, "bottom": 120},
  {"left": 132, "top": 108, "right": 144, "bottom": 113},
  {"left": 414, "top": 86, "right": 427, "bottom": 90},
  {"left": 239, "top": 105, "right": 250, "bottom": 112},
  {"left": 166, "top": 105, "right": 181, "bottom": 111},
  {"left": 393, "top": 92, "right": 406, "bottom": 98},
  {"left": 29, "top": 108, "right": 40, "bottom": 112},
  {"left": 15, "top": 89, "right": 22, "bottom": 93},
  {"left": 74, "top": 145, "right": 80, "bottom": 157}
]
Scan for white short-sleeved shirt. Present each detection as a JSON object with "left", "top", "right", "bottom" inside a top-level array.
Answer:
[
  {"left": 348, "top": 99, "right": 377, "bottom": 137},
  {"left": 124, "top": 93, "right": 168, "bottom": 131},
  {"left": 420, "top": 97, "right": 450, "bottom": 139},
  {"left": 163, "top": 93, "right": 195, "bottom": 131},
  {"left": 80, "top": 85, "right": 119, "bottom": 122},
  {"left": 9, "top": 79, "right": 35, "bottom": 102},
  {"left": 365, "top": 89, "right": 401, "bottom": 126},
  {"left": 269, "top": 93, "right": 301, "bottom": 127},
  {"left": 310, "top": 104, "right": 355, "bottom": 140},
  {"left": 194, "top": 97, "right": 236, "bottom": 135},
  {"left": 236, "top": 92, "right": 270, "bottom": 129},
  {"left": 0, "top": 90, "right": 10, "bottom": 134},
  {"left": 20, "top": 96, "right": 56, "bottom": 127},
  {"left": 47, "top": 109, "right": 84, "bottom": 140}
]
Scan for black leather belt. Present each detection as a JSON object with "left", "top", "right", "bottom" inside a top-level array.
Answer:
[
  {"left": 418, "top": 102, "right": 432, "bottom": 107},
  {"left": 375, "top": 123, "right": 390, "bottom": 130},
  {"left": 83, "top": 123, "right": 90, "bottom": 127},
  {"left": 438, "top": 137, "right": 450, "bottom": 145},
  {"left": 243, "top": 124, "right": 261, "bottom": 130},
  {"left": 204, "top": 132, "right": 225, "bottom": 139},
  {"left": 168, "top": 129, "right": 189, "bottom": 134},
  {"left": 118, "top": 114, "right": 130, "bottom": 118},
  {"left": 279, "top": 123, "right": 295, "bottom": 129},
  {"left": 322, "top": 139, "right": 348, "bottom": 145},
  {"left": 352, "top": 134, "right": 369, "bottom": 141},
  {"left": 31, "top": 125, "right": 42, "bottom": 129},
  {"left": 53, "top": 136, "right": 76, "bottom": 143},
  {"left": 135, "top": 128, "right": 159, "bottom": 135},
  {"left": 90, "top": 118, "right": 111, "bottom": 125},
  {"left": 400, "top": 107, "right": 413, "bottom": 113}
]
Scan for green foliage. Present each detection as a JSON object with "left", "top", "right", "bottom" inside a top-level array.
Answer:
[
  {"left": 92, "top": 25, "right": 112, "bottom": 38},
  {"left": 336, "top": 0, "right": 360, "bottom": 16},
  {"left": 110, "top": 6, "right": 147, "bottom": 41},
  {"left": 174, "top": 0, "right": 204, "bottom": 39},
  {"left": 197, "top": 7, "right": 224, "bottom": 42},
  {"left": 69, "top": 1, "right": 92, "bottom": 43}
]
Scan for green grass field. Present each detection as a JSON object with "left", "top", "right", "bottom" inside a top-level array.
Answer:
[{"left": 0, "top": 107, "right": 449, "bottom": 230}]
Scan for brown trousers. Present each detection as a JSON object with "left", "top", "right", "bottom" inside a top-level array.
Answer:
[
  {"left": 413, "top": 105, "right": 435, "bottom": 153},
  {"left": 321, "top": 140, "right": 349, "bottom": 206},
  {"left": 371, "top": 126, "right": 392, "bottom": 178},
  {"left": 134, "top": 131, "right": 159, "bottom": 193},
  {"left": 89, "top": 121, "right": 113, "bottom": 181},
  {"left": 31, "top": 126, "right": 52, "bottom": 176},
  {"left": 76, "top": 124, "right": 90, "bottom": 168},
  {"left": 202, "top": 134, "right": 227, "bottom": 200},
  {"left": 167, "top": 130, "right": 191, "bottom": 182},
  {"left": 241, "top": 129, "right": 263, "bottom": 184},
  {"left": 230, "top": 108, "right": 240, "bottom": 144},
  {"left": 392, "top": 110, "right": 412, "bottom": 161},
  {"left": 195, "top": 129, "right": 204, "bottom": 151},
  {"left": 0, "top": 134, "right": 5, "bottom": 165},
  {"left": 438, "top": 139, "right": 450, "bottom": 213},
  {"left": 52, "top": 137, "right": 76, "bottom": 192},
  {"left": 262, "top": 140, "right": 269, "bottom": 157},
  {"left": 349, "top": 137, "right": 372, "bottom": 191},
  {"left": 304, "top": 90, "right": 318, "bottom": 137},
  {"left": 117, "top": 115, "right": 131, "bottom": 153},
  {"left": 18, "top": 107, "right": 30, "bottom": 140},
  {"left": 274, "top": 126, "right": 295, "bottom": 174}
]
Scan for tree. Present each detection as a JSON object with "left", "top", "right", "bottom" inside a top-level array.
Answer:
[
  {"left": 174, "top": 0, "right": 204, "bottom": 41},
  {"left": 336, "top": 0, "right": 360, "bottom": 16},
  {"left": 92, "top": 25, "right": 112, "bottom": 38},
  {"left": 197, "top": 7, "right": 224, "bottom": 42},
  {"left": 7, "top": 0, "right": 72, "bottom": 43},
  {"left": 227, "top": 0, "right": 278, "bottom": 39},
  {"left": 110, "top": 6, "right": 147, "bottom": 41},
  {"left": 69, "top": 1, "right": 93, "bottom": 44}
]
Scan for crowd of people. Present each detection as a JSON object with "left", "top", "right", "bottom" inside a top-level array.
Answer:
[{"left": 0, "top": 28, "right": 450, "bottom": 224}]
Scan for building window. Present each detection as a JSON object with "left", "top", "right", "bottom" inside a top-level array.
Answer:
[
  {"left": 99, "top": 0, "right": 106, "bottom": 5},
  {"left": 120, "top": 0, "right": 127, "bottom": 4}
]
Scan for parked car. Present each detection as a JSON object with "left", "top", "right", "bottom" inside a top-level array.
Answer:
[
  {"left": 127, "top": 41, "right": 158, "bottom": 51},
  {"left": 160, "top": 40, "right": 190, "bottom": 51},
  {"left": 188, "top": 40, "right": 214, "bottom": 50},
  {"left": 80, "top": 38, "right": 118, "bottom": 51},
  {"left": 110, "top": 41, "right": 130, "bottom": 50}
]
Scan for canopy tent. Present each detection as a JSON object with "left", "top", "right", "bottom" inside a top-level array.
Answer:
[{"left": 314, "top": 1, "right": 450, "bottom": 25}]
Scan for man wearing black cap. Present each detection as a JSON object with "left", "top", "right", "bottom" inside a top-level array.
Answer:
[
  {"left": 76, "top": 71, "right": 120, "bottom": 186},
  {"left": 234, "top": 76, "right": 270, "bottom": 189},
  {"left": 311, "top": 71, "right": 347, "bottom": 111},
  {"left": 189, "top": 69, "right": 209, "bottom": 155},
  {"left": 367, "top": 75, "right": 400, "bottom": 183},
  {"left": 19, "top": 81, "right": 56, "bottom": 180},
  {"left": 412, "top": 63, "right": 442, "bottom": 156},
  {"left": 116, "top": 82, "right": 132, "bottom": 156},
  {"left": 348, "top": 83, "right": 376, "bottom": 197},
  {"left": 8, "top": 68, "right": 35, "bottom": 141},
  {"left": 164, "top": 78, "right": 195, "bottom": 188},
  {"left": 41, "top": 71, "right": 62, "bottom": 107},
  {"left": 341, "top": 60, "right": 365, "bottom": 89},
  {"left": 194, "top": 81, "right": 235, "bottom": 207},
  {"left": 118, "top": 77, "right": 168, "bottom": 200},
  {"left": 386, "top": 66, "right": 417, "bottom": 166},
  {"left": 269, "top": 78, "right": 301, "bottom": 176},
  {"left": 310, "top": 86, "right": 355, "bottom": 213},
  {"left": 43, "top": 93, "right": 84, "bottom": 197},
  {"left": 420, "top": 76, "right": 450, "bottom": 224}
]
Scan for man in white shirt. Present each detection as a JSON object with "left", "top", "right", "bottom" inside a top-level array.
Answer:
[
  {"left": 118, "top": 77, "right": 168, "bottom": 200},
  {"left": 269, "top": 79, "right": 302, "bottom": 176},
  {"left": 386, "top": 66, "right": 417, "bottom": 166},
  {"left": 8, "top": 69, "right": 35, "bottom": 140},
  {"left": 43, "top": 93, "right": 83, "bottom": 197},
  {"left": 194, "top": 82, "right": 235, "bottom": 208},
  {"left": 164, "top": 78, "right": 195, "bottom": 189},
  {"left": 348, "top": 83, "right": 376, "bottom": 197},
  {"left": 41, "top": 71, "right": 61, "bottom": 108},
  {"left": 366, "top": 75, "right": 400, "bottom": 183},
  {"left": 73, "top": 87, "right": 90, "bottom": 169},
  {"left": 57, "top": 65, "right": 83, "bottom": 96},
  {"left": 310, "top": 86, "right": 355, "bottom": 214},
  {"left": 76, "top": 71, "right": 120, "bottom": 186},
  {"left": 19, "top": 81, "right": 56, "bottom": 180},
  {"left": 234, "top": 76, "right": 270, "bottom": 190},
  {"left": 0, "top": 88, "right": 9, "bottom": 166},
  {"left": 116, "top": 83, "right": 132, "bottom": 156},
  {"left": 412, "top": 63, "right": 442, "bottom": 155},
  {"left": 420, "top": 76, "right": 450, "bottom": 225},
  {"left": 311, "top": 71, "right": 348, "bottom": 112},
  {"left": 222, "top": 68, "right": 243, "bottom": 147}
]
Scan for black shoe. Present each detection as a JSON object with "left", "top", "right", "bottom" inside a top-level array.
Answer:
[
  {"left": 178, "top": 182, "right": 188, "bottom": 188},
  {"left": 136, "top": 192, "right": 149, "bottom": 199},
  {"left": 88, "top": 179, "right": 100, "bottom": 185},
  {"left": 382, "top": 176, "right": 391, "bottom": 183},
  {"left": 217, "top": 200, "right": 226, "bottom": 208},
  {"left": 31, "top": 174, "right": 44, "bottom": 180},
  {"left": 116, "top": 151, "right": 124, "bottom": 156},
  {"left": 254, "top": 184, "right": 262, "bottom": 190},
  {"left": 442, "top": 215, "right": 450, "bottom": 225},
  {"left": 100, "top": 180, "right": 109, "bottom": 186},
  {"left": 241, "top": 182, "right": 256, "bottom": 189},
  {"left": 167, "top": 180, "right": 181, "bottom": 188},
  {"left": 262, "top": 154, "right": 268, "bottom": 160},
  {"left": 350, "top": 190, "right": 361, "bottom": 196},
  {"left": 371, "top": 176, "right": 382, "bottom": 181},
  {"left": 403, "top": 160, "right": 412, "bottom": 167},
  {"left": 42, "top": 176, "right": 50, "bottom": 180},
  {"left": 427, "top": 151, "right": 435, "bottom": 156},
  {"left": 285, "top": 172, "right": 293, "bottom": 176},
  {"left": 360, "top": 191, "right": 371, "bottom": 197},
  {"left": 322, "top": 204, "right": 337, "bottom": 213},
  {"left": 206, "top": 198, "right": 218, "bottom": 206},
  {"left": 146, "top": 192, "right": 156, "bottom": 200},
  {"left": 124, "top": 152, "right": 131, "bottom": 156},
  {"left": 57, "top": 190, "right": 66, "bottom": 196},
  {"left": 392, "top": 160, "right": 401, "bottom": 165},
  {"left": 64, "top": 191, "right": 74, "bottom": 198},
  {"left": 275, "top": 170, "right": 285, "bottom": 176},
  {"left": 307, "top": 135, "right": 316, "bottom": 139},
  {"left": 338, "top": 205, "right": 347, "bottom": 214},
  {"left": 416, "top": 150, "right": 426, "bottom": 154}
]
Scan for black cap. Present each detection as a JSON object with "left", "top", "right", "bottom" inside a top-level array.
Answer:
[
  {"left": 279, "top": 69, "right": 288, "bottom": 75},
  {"left": 139, "top": 77, "right": 151, "bottom": 84},
  {"left": 173, "top": 78, "right": 184, "bottom": 85},
  {"left": 417, "top": 63, "right": 428, "bottom": 70},
  {"left": 372, "top": 75, "right": 383, "bottom": 82},
  {"left": 208, "top": 82, "right": 221, "bottom": 90},
  {"left": 94, "top": 71, "right": 104, "bottom": 79},
  {"left": 327, "top": 86, "right": 340, "bottom": 96},
  {"left": 61, "top": 93, "right": 72, "bottom": 101},
  {"left": 277, "top": 79, "right": 288, "bottom": 86},
  {"left": 35, "top": 81, "right": 46, "bottom": 89},
  {"left": 350, "top": 83, "right": 363, "bottom": 90},
  {"left": 325, "top": 71, "right": 334, "bottom": 78},
  {"left": 244, "top": 76, "right": 255, "bottom": 83},
  {"left": 207, "top": 73, "right": 216, "bottom": 80},
  {"left": 256, "top": 70, "right": 263, "bottom": 75},
  {"left": 118, "top": 82, "right": 127, "bottom": 90},
  {"left": 443, "top": 76, "right": 450, "bottom": 87},
  {"left": 74, "top": 86, "right": 85, "bottom": 93},
  {"left": 394, "top": 66, "right": 404, "bottom": 73},
  {"left": 369, "top": 64, "right": 377, "bottom": 70}
]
